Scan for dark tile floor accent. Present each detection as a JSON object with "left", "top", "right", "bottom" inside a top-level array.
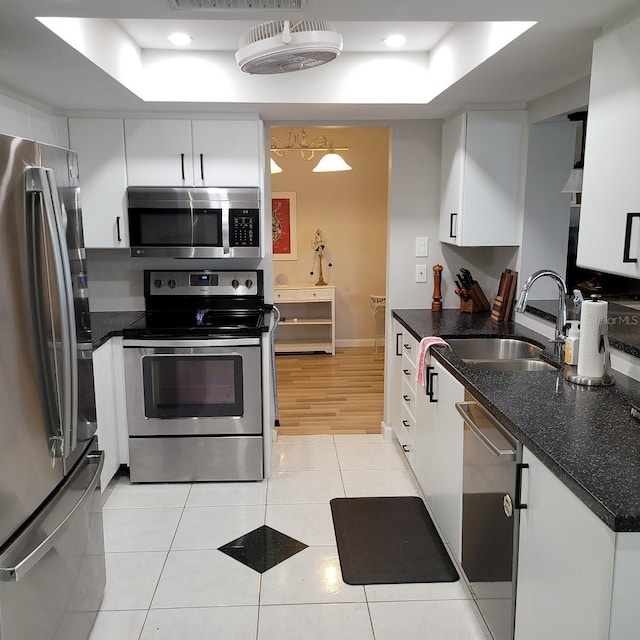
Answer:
[{"left": 218, "top": 525, "right": 308, "bottom": 573}]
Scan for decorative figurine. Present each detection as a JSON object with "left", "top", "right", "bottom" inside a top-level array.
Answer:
[{"left": 310, "top": 228, "right": 333, "bottom": 286}]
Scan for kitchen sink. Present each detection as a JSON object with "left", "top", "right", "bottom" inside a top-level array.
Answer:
[
  {"left": 446, "top": 338, "right": 544, "bottom": 360},
  {"left": 445, "top": 338, "right": 558, "bottom": 372},
  {"left": 463, "top": 359, "right": 559, "bottom": 372}
]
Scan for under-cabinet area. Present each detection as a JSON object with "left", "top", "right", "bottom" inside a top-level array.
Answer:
[
  {"left": 274, "top": 285, "right": 336, "bottom": 354},
  {"left": 390, "top": 308, "right": 640, "bottom": 640}
]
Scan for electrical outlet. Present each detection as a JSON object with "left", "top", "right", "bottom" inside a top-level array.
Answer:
[
  {"left": 415, "top": 237, "right": 428, "bottom": 257},
  {"left": 415, "top": 264, "right": 427, "bottom": 283}
]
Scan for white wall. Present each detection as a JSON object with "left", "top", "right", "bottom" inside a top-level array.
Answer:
[
  {"left": 0, "top": 86, "right": 67, "bottom": 146},
  {"left": 518, "top": 120, "right": 576, "bottom": 299}
]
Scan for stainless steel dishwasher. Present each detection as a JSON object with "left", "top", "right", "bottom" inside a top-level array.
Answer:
[{"left": 456, "top": 395, "right": 526, "bottom": 640}]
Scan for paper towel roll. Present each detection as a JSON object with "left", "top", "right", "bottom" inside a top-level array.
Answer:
[{"left": 577, "top": 299, "right": 608, "bottom": 378}]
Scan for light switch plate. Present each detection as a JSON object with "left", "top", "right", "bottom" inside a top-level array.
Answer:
[
  {"left": 415, "top": 237, "right": 428, "bottom": 257},
  {"left": 415, "top": 264, "right": 427, "bottom": 283}
]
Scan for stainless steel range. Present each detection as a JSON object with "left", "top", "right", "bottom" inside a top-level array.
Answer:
[{"left": 122, "top": 269, "right": 269, "bottom": 483}]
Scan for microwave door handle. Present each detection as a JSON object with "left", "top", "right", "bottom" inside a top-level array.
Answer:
[{"left": 222, "top": 203, "right": 230, "bottom": 255}]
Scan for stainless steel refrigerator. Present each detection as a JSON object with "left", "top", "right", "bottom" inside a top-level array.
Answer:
[{"left": 0, "top": 133, "right": 105, "bottom": 640}]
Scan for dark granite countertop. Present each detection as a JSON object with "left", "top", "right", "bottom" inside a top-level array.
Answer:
[
  {"left": 90, "top": 311, "right": 144, "bottom": 348},
  {"left": 393, "top": 308, "right": 640, "bottom": 532}
]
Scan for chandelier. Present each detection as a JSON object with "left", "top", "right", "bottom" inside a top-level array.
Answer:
[{"left": 270, "top": 129, "right": 352, "bottom": 173}]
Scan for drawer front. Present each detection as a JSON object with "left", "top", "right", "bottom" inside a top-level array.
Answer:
[
  {"left": 402, "top": 355, "right": 417, "bottom": 391},
  {"left": 401, "top": 334, "right": 418, "bottom": 366},
  {"left": 274, "top": 289, "right": 298, "bottom": 301},
  {"left": 401, "top": 377, "right": 417, "bottom": 414},
  {"left": 297, "top": 288, "right": 333, "bottom": 301}
]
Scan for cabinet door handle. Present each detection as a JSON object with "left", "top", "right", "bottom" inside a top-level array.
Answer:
[
  {"left": 395, "top": 332, "right": 402, "bottom": 357},
  {"left": 200, "top": 153, "right": 204, "bottom": 182},
  {"left": 402, "top": 444, "right": 410, "bottom": 452},
  {"left": 403, "top": 369, "right": 411, "bottom": 376},
  {"left": 403, "top": 395, "right": 411, "bottom": 402},
  {"left": 403, "top": 343, "right": 412, "bottom": 351},
  {"left": 449, "top": 212, "right": 457, "bottom": 239},
  {"left": 402, "top": 420, "right": 410, "bottom": 428},
  {"left": 116, "top": 216, "right": 121, "bottom": 243},
  {"left": 623, "top": 212, "right": 640, "bottom": 263},
  {"left": 424, "top": 365, "right": 434, "bottom": 395},
  {"left": 428, "top": 370, "right": 438, "bottom": 403},
  {"left": 515, "top": 462, "right": 529, "bottom": 509},
  {"left": 180, "top": 153, "right": 185, "bottom": 181}
]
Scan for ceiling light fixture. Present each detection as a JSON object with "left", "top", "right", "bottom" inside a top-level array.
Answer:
[
  {"left": 562, "top": 110, "right": 587, "bottom": 194},
  {"left": 168, "top": 32, "right": 192, "bottom": 46},
  {"left": 270, "top": 158, "right": 283, "bottom": 174},
  {"left": 271, "top": 129, "right": 351, "bottom": 172},
  {"left": 383, "top": 34, "right": 407, "bottom": 49}
]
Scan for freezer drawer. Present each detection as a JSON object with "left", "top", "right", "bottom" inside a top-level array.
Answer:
[{"left": 0, "top": 444, "right": 105, "bottom": 640}]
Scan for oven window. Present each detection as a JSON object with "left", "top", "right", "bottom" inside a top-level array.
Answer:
[{"left": 142, "top": 355, "right": 243, "bottom": 419}]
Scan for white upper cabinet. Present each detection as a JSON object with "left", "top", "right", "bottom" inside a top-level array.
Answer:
[
  {"left": 124, "top": 119, "right": 194, "bottom": 186},
  {"left": 192, "top": 119, "right": 262, "bottom": 187},
  {"left": 69, "top": 118, "right": 128, "bottom": 248},
  {"left": 577, "top": 14, "right": 640, "bottom": 277},
  {"left": 124, "top": 118, "right": 262, "bottom": 187},
  {"left": 439, "top": 110, "right": 527, "bottom": 247}
]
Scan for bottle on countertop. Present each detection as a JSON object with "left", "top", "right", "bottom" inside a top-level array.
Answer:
[{"left": 564, "top": 320, "right": 580, "bottom": 365}]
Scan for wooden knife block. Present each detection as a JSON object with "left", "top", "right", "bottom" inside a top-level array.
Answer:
[{"left": 460, "top": 283, "right": 491, "bottom": 313}]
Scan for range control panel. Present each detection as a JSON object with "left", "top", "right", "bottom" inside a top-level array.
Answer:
[{"left": 145, "top": 270, "right": 262, "bottom": 297}]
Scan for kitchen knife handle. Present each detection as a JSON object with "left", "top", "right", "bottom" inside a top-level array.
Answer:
[
  {"left": 449, "top": 213, "right": 457, "bottom": 239},
  {"left": 623, "top": 212, "right": 640, "bottom": 263}
]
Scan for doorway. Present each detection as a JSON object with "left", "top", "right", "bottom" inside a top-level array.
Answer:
[{"left": 269, "top": 125, "right": 390, "bottom": 435}]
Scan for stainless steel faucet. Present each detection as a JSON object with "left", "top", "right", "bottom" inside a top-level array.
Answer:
[{"left": 516, "top": 269, "right": 568, "bottom": 342}]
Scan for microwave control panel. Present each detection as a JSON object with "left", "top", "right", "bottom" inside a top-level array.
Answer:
[{"left": 230, "top": 209, "right": 260, "bottom": 247}]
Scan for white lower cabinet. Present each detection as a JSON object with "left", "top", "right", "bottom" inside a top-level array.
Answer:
[
  {"left": 93, "top": 337, "right": 129, "bottom": 490},
  {"left": 514, "top": 447, "right": 615, "bottom": 639},
  {"left": 414, "top": 358, "right": 464, "bottom": 559}
]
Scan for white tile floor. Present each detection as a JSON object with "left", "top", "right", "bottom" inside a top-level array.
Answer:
[{"left": 90, "top": 434, "right": 492, "bottom": 640}]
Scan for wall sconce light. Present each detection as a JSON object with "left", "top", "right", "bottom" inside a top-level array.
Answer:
[{"left": 271, "top": 129, "right": 352, "bottom": 172}]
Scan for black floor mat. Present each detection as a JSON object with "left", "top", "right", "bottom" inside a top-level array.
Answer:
[{"left": 330, "top": 496, "right": 459, "bottom": 585}]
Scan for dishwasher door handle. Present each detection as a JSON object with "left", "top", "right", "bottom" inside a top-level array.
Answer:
[{"left": 455, "top": 401, "right": 516, "bottom": 462}]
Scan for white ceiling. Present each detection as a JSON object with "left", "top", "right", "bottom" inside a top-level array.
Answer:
[{"left": 0, "top": 0, "right": 638, "bottom": 120}]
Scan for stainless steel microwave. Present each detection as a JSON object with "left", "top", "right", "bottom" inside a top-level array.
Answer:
[{"left": 127, "top": 186, "right": 261, "bottom": 258}]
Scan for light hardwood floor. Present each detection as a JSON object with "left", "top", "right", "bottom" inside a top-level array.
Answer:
[{"left": 274, "top": 346, "right": 385, "bottom": 435}]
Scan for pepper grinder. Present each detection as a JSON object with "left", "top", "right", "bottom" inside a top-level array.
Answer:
[{"left": 432, "top": 264, "right": 443, "bottom": 311}]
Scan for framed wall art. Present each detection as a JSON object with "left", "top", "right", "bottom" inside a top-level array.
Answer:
[{"left": 272, "top": 192, "right": 297, "bottom": 260}]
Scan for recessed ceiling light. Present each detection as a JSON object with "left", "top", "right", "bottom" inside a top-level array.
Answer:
[
  {"left": 168, "top": 32, "right": 192, "bottom": 46},
  {"left": 383, "top": 34, "right": 407, "bottom": 49}
]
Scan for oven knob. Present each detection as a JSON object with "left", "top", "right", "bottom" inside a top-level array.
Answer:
[
  {"left": 231, "top": 279, "right": 240, "bottom": 289},
  {"left": 245, "top": 279, "right": 253, "bottom": 289},
  {"left": 154, "top": 279, "right": 163, "bottom": 289},
  {"left": 168, "top": 279, "right": 177, "bottom": 289}
]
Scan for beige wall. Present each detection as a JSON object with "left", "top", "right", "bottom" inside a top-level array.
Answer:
[{"left": 270, "top": 126, "right": 389, "bottom": 345}]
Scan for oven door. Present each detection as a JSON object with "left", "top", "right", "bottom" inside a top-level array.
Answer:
[{"left": 123, "top": 338, "right": 262, "bottom": 436}]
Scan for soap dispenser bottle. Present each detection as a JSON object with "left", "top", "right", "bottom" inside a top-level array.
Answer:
[{"left": 564, "top": 320, "right": 580, "bottom": 365}]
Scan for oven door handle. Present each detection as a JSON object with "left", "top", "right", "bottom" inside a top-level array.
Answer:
[{"left": 122, "top": 338, "right": 261, "bottom": 348}]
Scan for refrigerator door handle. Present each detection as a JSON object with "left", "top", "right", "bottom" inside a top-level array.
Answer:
[
  {"left": 26, "top": 167, "right": 78, "bottom": 458},
  {"left": 0, "top": 450, "right": 104, "bottom": 583}
]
